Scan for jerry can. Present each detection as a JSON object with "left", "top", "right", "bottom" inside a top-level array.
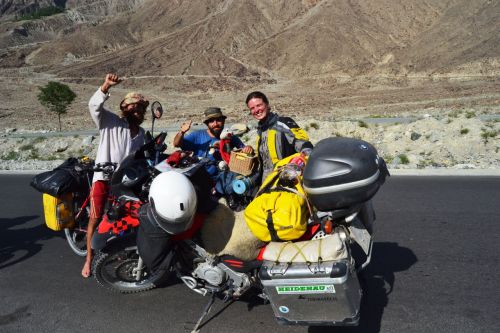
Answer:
[{"left": 43, "top": 193, "right": 75, "bottom": 231}]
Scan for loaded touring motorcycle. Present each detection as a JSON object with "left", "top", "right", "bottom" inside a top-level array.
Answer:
[{"left": 88, "top": 111, "right": 389, "bottom": 330}]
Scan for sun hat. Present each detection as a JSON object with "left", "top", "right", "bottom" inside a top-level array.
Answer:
[{"left": 203, "top": 107, "right": 227, "bottom": 124}]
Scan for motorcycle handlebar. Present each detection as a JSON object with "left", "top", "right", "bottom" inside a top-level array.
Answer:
[
  {"left": 93, "top": 162, "right": 118, "bottom": 174},
  {"left": 75, "top": 162, "right": 117, "bottom": 174},
  {"left": 154, "top": 132, "right": 167, "bottom": 149}
]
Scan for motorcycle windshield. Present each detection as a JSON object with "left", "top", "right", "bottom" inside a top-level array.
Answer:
[
  {"left": 110, "top": 154, "right": 150, "bottom": 198},
  {"left": 110, "top": 154, "right": 136, "bottom": 186}
]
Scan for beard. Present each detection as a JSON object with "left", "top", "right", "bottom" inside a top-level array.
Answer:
[
  {"left": 208, "top": 126, "right": 223, "bottom": 137},
  {"left": 124, "top": 110, "right": 145, "bottom": 125}
]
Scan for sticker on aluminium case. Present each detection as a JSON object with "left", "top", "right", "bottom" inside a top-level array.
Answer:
[{"left": 276, "top": 285, "right": 336, "bottom": 294}]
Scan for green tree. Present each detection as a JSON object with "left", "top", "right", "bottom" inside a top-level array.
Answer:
[{"left": 37, "top": 81, "right": 76, "bottom": 132}]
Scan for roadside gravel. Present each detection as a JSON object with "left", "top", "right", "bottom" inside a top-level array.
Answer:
[{"left": 1, "top": 113, "right": 498, "bottom": 175}]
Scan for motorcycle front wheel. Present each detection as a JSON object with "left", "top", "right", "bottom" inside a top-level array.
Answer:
[
  {"left": 92, "top": 244, "right": 172, "bottom": 293},
  {"left": 64, "top": 227, "right": 87, "bottom": 256},
  {"left": 64, "top": 196, "right": 90, "bottom": 256}
]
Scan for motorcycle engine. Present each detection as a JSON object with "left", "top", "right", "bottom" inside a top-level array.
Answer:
[
  {"left": 183, "top": 242, "right": 253, "bottom": 297},
  {"left": 193, "top": 262, "right": 227, "bottom": 286}
]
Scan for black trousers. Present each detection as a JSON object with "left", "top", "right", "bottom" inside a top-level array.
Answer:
[{"left": 136, "top": 207, "right": 173, "bottom": 273}]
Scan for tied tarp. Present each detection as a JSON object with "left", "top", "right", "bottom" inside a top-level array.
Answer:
[{"left": 30, "top": 158, "right": 91, "bottom": 196}]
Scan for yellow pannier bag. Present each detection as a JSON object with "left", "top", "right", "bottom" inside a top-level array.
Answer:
[
  {"left": 43, "top": 193, "right": 75, "bottom": 231},
  {"left": 244, "top": 154, "right": 310, "bottom": 242}
]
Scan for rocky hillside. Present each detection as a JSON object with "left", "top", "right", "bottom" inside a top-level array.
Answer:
[{"left": 1, "top": 0, "right": 498, "bottom": 77}]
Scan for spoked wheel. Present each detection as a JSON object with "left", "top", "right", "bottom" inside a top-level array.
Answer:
[
  {"left": 64, "top": 198, "right": 90, "bottom": 256},
  {"left": 64, "top": 227, "right": 88, "bottom": 256},
  {"left": 92, "top": 245, "right": 171, "bottom": 294}
]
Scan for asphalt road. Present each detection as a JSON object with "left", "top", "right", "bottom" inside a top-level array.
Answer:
[{"left": 0, "top": 175, "right": 499, "bottom": 333}]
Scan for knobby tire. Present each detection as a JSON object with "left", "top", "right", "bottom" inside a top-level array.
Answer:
[{"left": 92, "top": 244, "right": 172, "bottom": 294}]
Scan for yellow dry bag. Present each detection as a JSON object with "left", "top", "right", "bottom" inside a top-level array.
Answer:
[{"left": 244, "top": 154, "right": 311, "bottom": 242}]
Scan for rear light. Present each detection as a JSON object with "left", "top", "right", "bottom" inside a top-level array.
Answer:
[{"left": 323, "top": 220, "right": 333, "bottom": 234}]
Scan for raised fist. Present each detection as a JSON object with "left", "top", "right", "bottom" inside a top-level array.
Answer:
[{"left": 100, "top": 73, "right": 122, "bottom": 93}]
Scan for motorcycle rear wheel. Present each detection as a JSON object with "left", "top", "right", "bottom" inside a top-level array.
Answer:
[{"left": 92, "top": 245, "right": 172, "bottom": 293}]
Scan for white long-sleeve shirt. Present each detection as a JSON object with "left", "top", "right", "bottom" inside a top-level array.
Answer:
[{"left": 89, "top": 88, "right": 145, "bottom": 182}]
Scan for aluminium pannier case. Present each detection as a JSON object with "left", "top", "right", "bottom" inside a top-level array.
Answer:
[
  {"left": 259, "top": 236, "right": 361, "bottom": 326},
  {"left": 302, "top": 137, "right": 389, "bottom": 212}
]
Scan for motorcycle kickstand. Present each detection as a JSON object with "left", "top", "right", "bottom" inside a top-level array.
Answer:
[{"left": 190, "top": 293, "right": 216, "bottom": 333}]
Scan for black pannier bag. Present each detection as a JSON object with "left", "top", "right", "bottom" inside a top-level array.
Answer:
[
  {"left": 302, "top": 137, "right": 389, "bottom": 213},
  {"left": 30, "top": 157, "right": 91, "bottom": 196}
]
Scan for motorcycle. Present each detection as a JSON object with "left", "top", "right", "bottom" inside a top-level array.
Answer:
[{"left": 91, "top": 130, "right": 389, "bottom": 328}]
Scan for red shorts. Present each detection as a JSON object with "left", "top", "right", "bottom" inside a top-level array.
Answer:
[{"left": 89, "top": 180, "right": 110, "bottom": 219}]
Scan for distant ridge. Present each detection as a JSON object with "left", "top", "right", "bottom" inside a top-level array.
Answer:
[{"left": 1, "top": 0, "right": 498, "bottom": 79}]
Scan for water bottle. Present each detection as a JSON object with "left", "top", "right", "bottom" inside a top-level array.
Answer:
[
  {"left": 289, "top": 151, "right": 309, "bottom": 173},
  {"left": 289, "top": 155, "right": 306, "bottom": 172},
  {"left": 279, "top": 151, "right": 309, "bottom": 187},
  {"left": 300, "top": 148, "right": 312, "bottom": 158},
  {"left": 279, "top": 163, "right": 301, "bottom": 187}
]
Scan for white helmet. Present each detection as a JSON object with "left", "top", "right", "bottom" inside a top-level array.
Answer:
[{"left": 148, "top": 171, "right": 197, "bottom": 234}]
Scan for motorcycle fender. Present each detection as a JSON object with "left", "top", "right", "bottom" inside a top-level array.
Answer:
[
  {"left": 92, "top": 229, "right": 136, "bottom": 251},
  {"left": 348, "top": 217, "right": 372, "bottom": 255},
  {"left": 91, "top": 231, "right": 116, "bottom": 250}
]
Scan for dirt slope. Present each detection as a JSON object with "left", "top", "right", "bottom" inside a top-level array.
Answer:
[
  {"left": 2, "top": 0, "right": 498, "bottom": 77},
  {"left": 0, "top": 0, "right": 498, "bottom": 133}
]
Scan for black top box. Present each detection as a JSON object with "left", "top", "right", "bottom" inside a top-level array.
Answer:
[{"left": 303, "top": 137, "right": 389, "bottom": 212}]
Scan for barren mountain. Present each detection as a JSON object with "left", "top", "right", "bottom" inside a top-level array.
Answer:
[{"left": 0, "top": 0, "right": 498, "bottom": 132}]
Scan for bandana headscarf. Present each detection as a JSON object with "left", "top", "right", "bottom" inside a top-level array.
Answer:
[{"left": 120, "top": 92, "right": 149, "bottom": 111}]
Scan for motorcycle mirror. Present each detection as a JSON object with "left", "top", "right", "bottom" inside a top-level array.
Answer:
[
  {"left": 150, "top": 101, "right": 164, "bottom": 136},
  {"left": 151, "top": 101, "right": 163, "bottom": 120}
]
